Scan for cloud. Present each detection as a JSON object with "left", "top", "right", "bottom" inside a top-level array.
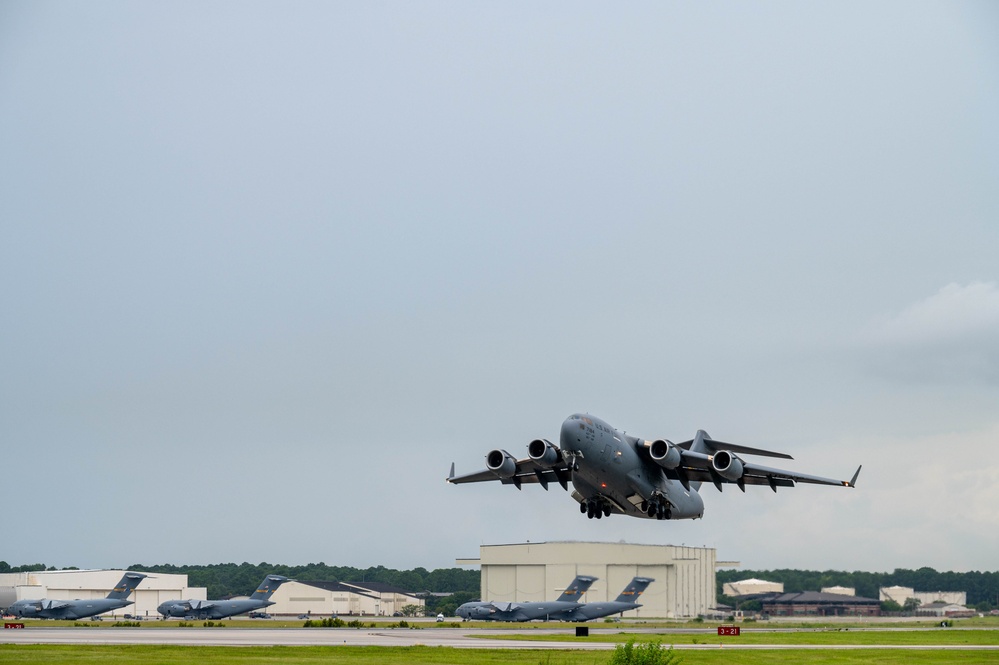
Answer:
[{"left": 858, "top": 282, "right": 999, "bottom": 384}]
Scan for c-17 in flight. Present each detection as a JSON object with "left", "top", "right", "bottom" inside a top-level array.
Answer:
[
  {"left": 4, "top": 572, "right": 146, "bottom": 620},
  {"left": 456, "top": 575, "right": 596, "bottom": 621},
  {"left": 157, "top": 574, "right": 289, "bottom": 620},
  {"left": 449, "top": 413, "right": 860, "bottom": 521},
  {"left": 550, "top": 577, "right": 654, "bottom": 622}
]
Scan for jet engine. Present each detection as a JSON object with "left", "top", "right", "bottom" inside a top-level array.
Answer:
[
  {"left": 528, "top": 438, "right": 560, "bottom": 466},
  {"left": 649, "top": 439, "right": 681, "bottom": 469},
  {"left": 712, "top": 450, "right": 744, "bottom": 481},
  {"left": 486, "top": 449, "right": 517, "bottom": 478},
  {"left": 469, "top": 606, "right": 496, "bottom": 619}
]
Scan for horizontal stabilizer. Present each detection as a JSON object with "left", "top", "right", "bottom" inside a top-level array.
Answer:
[{"left": 677, "top": 433, "right": 794, "bottom": 460}]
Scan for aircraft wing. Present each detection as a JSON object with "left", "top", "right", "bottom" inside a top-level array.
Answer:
[
  {"left": 667, "top": 448, "right": 861, "bottom": 492},
  {"left": 40, "top": 600, "right": 71, "bottom": 610},
  {"left": 447, "top": 457, "right": 572, "bottom": 491}
]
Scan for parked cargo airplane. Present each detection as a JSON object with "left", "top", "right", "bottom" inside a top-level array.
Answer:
[
  {"left": 157, "top": 574, "right": 289, "bottom": 620},
  {"left": 448, "top": 413, "right": 860, "bottom": 521},
  {"left": 4, "top": 572, "right": 146, "bottom": 619},
  {"left": 455, "top": 575, "right": 596, "bottom": 621},
  {"left": 550, "top": 577, "right": 653, "bottom": 622}
]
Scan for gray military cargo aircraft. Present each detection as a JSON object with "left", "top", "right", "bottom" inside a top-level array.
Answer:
[
  {"left": 549, "top": 577, "right": 654, "bottom": 622},
  {"left": 156, "top": 574, "right": 289, "bottom": 620},
  {"left": 448, "top": 413, "right": 860, "bottom": 521},
  {"left": 4, "top": 572, "right": 146, "bottom": 620},
  {"left": 455, "top": 575, "right": 596, "bottom": 621}
]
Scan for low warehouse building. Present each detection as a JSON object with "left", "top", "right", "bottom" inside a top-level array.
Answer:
[
  {"left": 762, "top": 591, "right": 880, "bottom": 617},
  {"left": 458, "top": 541, "right": 716, "bottom": 619},
  {"left": 267, "top": 580, "right": 425, "bottom": 617}
]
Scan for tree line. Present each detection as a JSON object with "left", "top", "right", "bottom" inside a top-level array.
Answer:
[
  {"left": 716, "top": 567, "right": 999, "bottom": 610},
  {"left": 125, "top": 562, "right": 481, "bottom": 601},
  {"left": 5, "top": 560, "right": 996, "bottom": 612},
  {"left": 1, "top": 560, "right": 478, "bottom": 600}
]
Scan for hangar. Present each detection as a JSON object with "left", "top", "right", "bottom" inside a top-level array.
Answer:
[
  {"left": 457, "top": 541, "right": 716, "bottom": 618},
  {"left": 0, "top": 569, "right": 204, "bottom": 619},
  {"left": 267, "top": 580, "right": 425, "bottom": 617}
]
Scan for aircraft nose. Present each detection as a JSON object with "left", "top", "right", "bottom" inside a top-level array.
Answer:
[{"left": 560, "top": 417, "right": 581, "bottom": 451}]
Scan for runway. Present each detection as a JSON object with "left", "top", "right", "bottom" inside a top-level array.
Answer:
[{"left": 2, "top": 627, "right": 999, "bottom": 650}]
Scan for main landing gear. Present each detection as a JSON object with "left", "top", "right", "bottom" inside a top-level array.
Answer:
[
  {"left": 580, "top": 499, "right": 611, "bottom": 519},
  {"left": 640, "top": 498, "right": 672, "bottom": 520}
]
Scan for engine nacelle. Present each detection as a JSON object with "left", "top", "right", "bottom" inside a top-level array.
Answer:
[
  {"left": 712, "top": 450, "right": 744, "bottom": 481},
  {"left": 486, "top": 449, "right": 517, "bottom": 478},
  {"left": 649, "top": 439, "right": 681, "bottom": 469},
  {"left": 528, "top": 438, "right": 560, "bottom": 466},
  {"left": 470, "top": 605, "right": 495, "bottom": 618}
]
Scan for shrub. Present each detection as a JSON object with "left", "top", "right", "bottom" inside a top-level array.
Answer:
[
  {"left": 608, "top": 638, "right": 682, "bottom": 665},
  {"left": 304, "top": 617, "right": 346, "bottom": 628}
]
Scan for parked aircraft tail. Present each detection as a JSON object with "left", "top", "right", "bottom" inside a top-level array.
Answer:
[
  {"left": 249, "top": 574, "right": 290, "bottom": 601},
  {"left": 106, "top": 572, "right": 147, "bottom": 600},
  {"left": 614, "top": 577, "right": 654, "bottom": 603},
  {"left": 555, "top": 575, "right": 597, "bottom": 602}
]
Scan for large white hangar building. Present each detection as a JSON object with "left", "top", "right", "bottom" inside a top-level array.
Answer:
[
  {"left": 458, "top": 542, "right": 717, "bottom": 618},
  {"left": 0, "top": 569, "right": 205, "bottom": 619}
]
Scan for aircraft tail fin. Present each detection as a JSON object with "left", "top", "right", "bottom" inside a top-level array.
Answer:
[
  {"left": 106, "top": 572, "right": 147, "bottom": 600},
  {"left": 555, "top": 575, "right": 597, "bottom": 602},
  {"left": 614, "top": 577, "right": 654, "bottom": 603},
  {"left": 249, "top": 574, "right": 290, "bottom": 601}
]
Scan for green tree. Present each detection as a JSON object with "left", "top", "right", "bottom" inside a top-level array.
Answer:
[
  {"left": 880, "top": 600, "right": 902, "bottom": 613},
  {"left": 399, "top": 604, "right": 422, "bottom": 617}
]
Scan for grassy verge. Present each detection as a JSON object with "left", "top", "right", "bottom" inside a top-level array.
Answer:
[
  {"left": 481, "top": 628, "right": 999, "bottom": 646},
  {"left": 1, "top": 645, "right": 997, "bottom": 665}
]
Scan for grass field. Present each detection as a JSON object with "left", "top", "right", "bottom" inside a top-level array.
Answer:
[
  {"left": 482, "top": 628, "right": 999, "bottom": 646},
  {"left": 2, "top": 644, "right": 999, "bottom": 665}
]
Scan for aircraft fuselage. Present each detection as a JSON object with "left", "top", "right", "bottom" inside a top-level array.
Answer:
[
  {"left": 5, "top": 597, "right": 133, "bottom": 620},
  {"left": 560, "top": 414, "right": 704, "bottom": 520}
]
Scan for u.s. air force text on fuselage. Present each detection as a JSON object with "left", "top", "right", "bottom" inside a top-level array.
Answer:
[{"left": 448, "top": 413, "right": 860, "bottom": 521}]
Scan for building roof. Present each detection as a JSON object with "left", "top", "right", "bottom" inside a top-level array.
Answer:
[
  {"left": 296, "top": 580, "right": 377, "bottom": 599},
  {"left": 766, "top": 591, "right": 878, "bottom": 605},
  {"left": 343, "top": 581, "right": 422, "bottom": 598}
]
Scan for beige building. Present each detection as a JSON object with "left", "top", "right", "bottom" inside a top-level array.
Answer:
[
  {"left": 880, "top": 585, "right": 967, "bottom": 607},
  {"left": 722, "top": 578, "right": 784, "bottom": 597},
  {"left": 458, "top": 541, "right": 716, "bottom": 618},
  {"left": 821, "top": 586, "right": 856, "bottom": 596},
  {"left": 266, "top": 580, "right": 425, "bottom": 617},
  {"left": 0, "top": 569, "right": 204, "bottom": 619}
]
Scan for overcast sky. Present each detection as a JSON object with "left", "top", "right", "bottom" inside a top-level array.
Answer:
[{"left": 2, "top": 2, "right": 998, "bottom": 576}]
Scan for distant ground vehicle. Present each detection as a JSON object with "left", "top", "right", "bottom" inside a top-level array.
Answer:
[
  {"left": 248, "top": 612, "right": 272, "bottom": 619},
  {"left": 436, "top": 614, "right": 444, "bottom": 622}
]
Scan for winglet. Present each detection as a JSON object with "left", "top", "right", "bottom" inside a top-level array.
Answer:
[
  {"left": 447, "top": 462, "right": 455, "bottom": 483},
  {"left": 845, "top": 465, "right": 862, "bottom": 488}
]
